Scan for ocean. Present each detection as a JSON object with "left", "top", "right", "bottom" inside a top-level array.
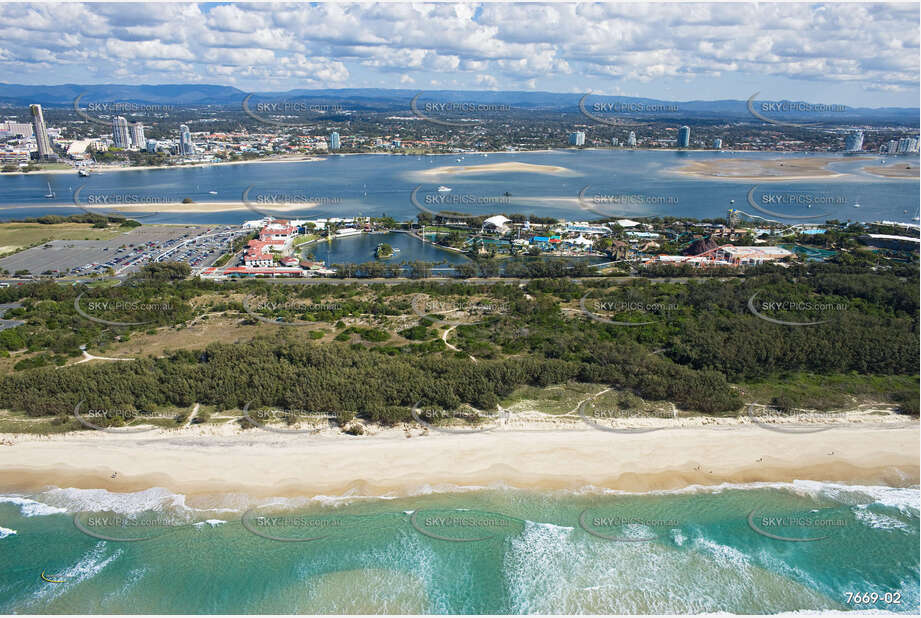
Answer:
[
  {"left": 0, "top": 482, "right": 917, "bottom": 614},
  {"left": 0, "top": 150, "right": 918, "bottom": 226}
]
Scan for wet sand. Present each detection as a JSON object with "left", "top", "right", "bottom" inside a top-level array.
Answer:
[
  {"left": 676, "top": 156, "right": 871, "bottom": 181},
  {"left": 417, "top": 161, "right": 577, "bottom": 178},
  {"left": 863, "top": 163, "right": 919, "bottom": 178}
]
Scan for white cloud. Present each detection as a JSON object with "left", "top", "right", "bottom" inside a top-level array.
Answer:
[{"left": 0, "top": 2, "right": 914, "bottom": 103}]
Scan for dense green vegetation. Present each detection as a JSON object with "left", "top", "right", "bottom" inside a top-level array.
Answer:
[{"left": 0, "top": 260, "right": 916, "bottom": 425}]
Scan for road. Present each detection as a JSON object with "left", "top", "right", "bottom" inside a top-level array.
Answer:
[{"left": 0, "top": 275, "right": 726, "bottom": 288}]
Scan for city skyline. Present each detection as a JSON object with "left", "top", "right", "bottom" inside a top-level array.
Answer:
[{"left": 0, "top": 3, "right": 917, "bottom": 107}]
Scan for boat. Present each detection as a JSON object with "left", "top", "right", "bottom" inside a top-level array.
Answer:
[
  {"left": 208, "top": 191, "right": 218, "bottom": 195},
  {"left": 77, "top": 168, "right": 90, "bottom": 177},
  {"left": 334, "top": 228, "right": 362, "bottom": 238},
  {"left": 853, "top": 203, "right": 860, "bottom": 208},
  {"left": 43, "top": 182, "right": 55, "bottom": 199},
  {"left": 437, "top": 186, "right": 452, "bottom": 192}
]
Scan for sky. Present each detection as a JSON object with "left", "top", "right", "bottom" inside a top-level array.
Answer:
[{"left": 0, "top": 2, "right": 918, "bottom": 107}]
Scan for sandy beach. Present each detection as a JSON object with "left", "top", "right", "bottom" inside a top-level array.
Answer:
[
  {"left": 863, "top": 162, "right": 919, "bottom": 178},
  {"left": 0, "top": 411, "right": 915, "bottom": 500},
  {"left": 417, "top": 161, "right": 577, "bottom": 178},
  {"left": 675, "top": 156, "right": 870, "bottom": 181}
]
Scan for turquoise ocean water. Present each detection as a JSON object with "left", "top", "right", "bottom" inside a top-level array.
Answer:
[{"left": 0, "top": 482, "right": 917, "bottom": 614}]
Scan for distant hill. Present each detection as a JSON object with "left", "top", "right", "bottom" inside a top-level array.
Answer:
[{"left": 0, "top": 83, "right": 916, "bottom": 125}]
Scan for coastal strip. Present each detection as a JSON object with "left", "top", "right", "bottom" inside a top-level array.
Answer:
[{"left": 0, "top": 421, "right": 915, "bottom": 500}]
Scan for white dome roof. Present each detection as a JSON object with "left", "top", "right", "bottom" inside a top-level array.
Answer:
[{"left": 483, "top": 215, "right": 511, "bottom": 227}]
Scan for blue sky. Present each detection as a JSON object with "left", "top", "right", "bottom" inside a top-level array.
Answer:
[{"left": 1, "top": 2, "right": 918, "bottom": 107}]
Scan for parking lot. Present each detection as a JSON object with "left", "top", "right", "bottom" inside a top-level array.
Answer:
[{"left": 0, "top": 225, "right": 249, "bottom": 278}]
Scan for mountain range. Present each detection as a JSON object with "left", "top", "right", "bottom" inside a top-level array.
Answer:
[{"left": 0, "top": 83, "right": 916, "bottom": 125}]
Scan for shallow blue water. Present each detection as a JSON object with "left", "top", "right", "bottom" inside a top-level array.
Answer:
[
  {"left": 0, "top": 482, "right": 917, "bottom": 614},
  {"left": 1, "top": 150, "right": 917, "bottom": 225}
]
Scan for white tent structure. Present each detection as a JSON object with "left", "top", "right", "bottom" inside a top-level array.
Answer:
[{"left": 482, "top": 215, "right": 511, "bottom": 234}]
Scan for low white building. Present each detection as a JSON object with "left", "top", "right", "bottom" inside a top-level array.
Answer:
[{"left": 715, "top": 246, "right": 793, "bottom": 266}]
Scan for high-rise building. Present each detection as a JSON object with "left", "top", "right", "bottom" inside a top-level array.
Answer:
[
  {"left": 626, "top": 131, "right": 637, "bottom": 147},
  {"left": 896, "top": 137, "right": 911, "bottom": 154},
  {"left": 179, "top": 125, "right": 194, "bottom": 155},
  {"left": 568, "top": 131, "right": 585, "bottom": 146},
  {"left": 112, "top": 116, "right": 131, "bottom": 149},
  {"left": 677, "top": 126, "right": 690, "bottom": 148},
  {"left": 611, "top": 137, "right": 619, "bottom": 146},
  {"left": 29, "top": 104, "right": 54, "bottom": 160},
  {"left": 712, "top": 138, "right": 722, "bottom": 150},
  {"left": 146, "top": 139, "right": 158, "bottom": 153},
  {"left": 909, "top": 137, "right": 920, "bottom": 153},
  {"left": 887, "top": 139, "right": 899, "bottom": 154},
  {"left": 329, "top": 132, "right": 341, "bottom": 150},
  {"left": 844, "top": 130, "right": 864, "bottom": 153},
  {"left": 130, "top": 123, "right": 146, "bottom": 150}
]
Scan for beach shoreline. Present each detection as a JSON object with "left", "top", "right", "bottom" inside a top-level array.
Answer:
[
  {"left": 862, "top": 163, "right": 919, "bottom": 178},
  {"left": 674, "top": 156, "right": 872, "bottom": 181},
  {"left": 0, "top": 413, "right": 916, "bottom": 501},
  {"left": 0, "top": 155, "right": 328, "bottom": 176}
]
